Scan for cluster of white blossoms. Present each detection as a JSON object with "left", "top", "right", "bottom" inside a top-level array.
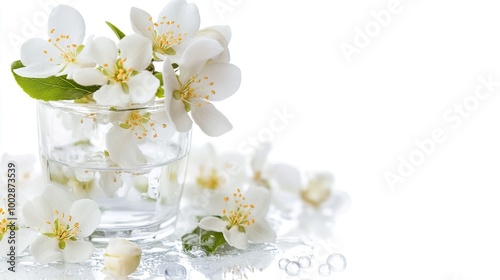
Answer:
[
  {"left": 14, "top": 0, "right": 241, "bottom": 139},
  {"left": 0, "top": 154, "right": 142, "bottom": 277},
  {"left": 180, "top": 142, "right": 350, "bottom": 249},
  {"left": 8, "top": 0, "right": 349, "bottom": 275},
  {"left": 9, "top": 0, "right": 242, "bottom": 274}
]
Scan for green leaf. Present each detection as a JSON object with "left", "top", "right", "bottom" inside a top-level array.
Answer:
[
  {"left": 11, "top": 61, "right": 100, "bottom": 101},
  {"left": 154, "top": 72, "right": 164, "bottom": 98},
  {"left": 181, "top": 227, "right": 227, "bottom": 255},
  {"left": 105, "top": 21, "right": 126, "bottom": 40}
]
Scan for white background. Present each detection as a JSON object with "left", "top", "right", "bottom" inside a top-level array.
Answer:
[{"left": 2, "top": 0, "right": 500, "bottom": 279}]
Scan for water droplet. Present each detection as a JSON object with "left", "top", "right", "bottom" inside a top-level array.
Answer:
[
  {"left": 285, "top": 261, "right": 300, "bottom": 276},
  {"left": 318, "top": 263, "right": 331, "bottom": 276},
  {"left": 164, "top": 263, "right": 187, "bottom": 279},
  {"left": 278, "top": 258, "right": 289, "bottom": 269},
  {"left": 326, "top": 253, "right": 346, "bottom": 272},
  {"left": 298, "top": 256, "right": 311, "bottom": 268}
]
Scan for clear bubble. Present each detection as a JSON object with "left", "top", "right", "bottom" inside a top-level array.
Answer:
[
  {"left": 164, "top": 263, "right": 187, "bottom": 279},
  {"left": 278, "top": 258, "right": 290, "bottom": 269},
  {"left": 285, "top": 261, "right": 301, "bottom": 276},
  {"left": 298, "top": 256, "right": 311, "bottom": 268},
  {"left": 326, "top": 253, "right": 346, "bottom": 272},
  {"left": 318, "top": 263, "right": 331, "bottom": 276}
]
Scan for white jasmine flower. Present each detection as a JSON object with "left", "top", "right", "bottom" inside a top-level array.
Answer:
[
  {"left": 300, "top": 172, "right": 334, "bottom": 207},
  {"left": 130, "top": 0, "right": 200, "bottom": 61},
  {"left": 14, "top": 5, "right": 93, "bottom": 78},
  {"left": 102, "top": 238, "right": 142, "bottom": 279},
  {"left": 60, "top": 110, "right": 96, "bottom": 141},
  {"left": 0, "top": 154, "right": 37, "bottom": 183},
  {"left": 163, "top": 38, "right": 241, "bottom": 136},
  {"left": 183, "top": 143, "right": 247, "bottom": 210},
  {"left": 271, "top": 168, "right": 350, "bottom": 239},
  {"left": 72, "top": 34, "right": 159, "bottom": 107},
  {"left": 198, "top": 186, "right": 276, "bottom": 250},
  {"left": 0, "top": 154, "right": 45, "bottom": 207},
  {"left": 105, "top": 110, "right": 175, "bottom": 168},
  {"left": 0, "top": 197, "right": 37, "bottom": 257},
  {"left": 22, "top": 186, "right": 101, "bottom": 264},
  {"left": 99, "top": 171, "right": 124, "bottom": 197},
  {"left": 249, "top": 142, "right": 273, "bottom": 188}
]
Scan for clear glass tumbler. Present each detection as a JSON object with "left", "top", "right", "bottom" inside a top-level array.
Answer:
[{"left": 36, "top": 99, "right": 190, "bottom": 243}]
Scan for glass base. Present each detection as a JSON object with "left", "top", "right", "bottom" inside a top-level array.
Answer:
[
  {"left": 88, "top": 216, "right": 178, "bottom": 244},
  {"left": 41, "top": 153, "right": 188, "bottom": 244}
]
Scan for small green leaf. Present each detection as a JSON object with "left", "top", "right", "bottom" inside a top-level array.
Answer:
[
  {"left": 183, "top": 100, "right": 191, "bottom": 112},
  {"left": 58, "top": 240, "right": 66, "bottom": 250},
  {"left": 74, "top": 94, "right": 96, "bottom": 104},
  {"left": 121, "top": 82, "right": 130, "bottom": 94},
  {"left": 238, "top": 225, "right": 246, "bottom": 233},
  {"left": 154, "top": 72, "right": 164, "bottom": 98},
  {"left": 145, "top": 62, "right": 155, "bottom": 72},
  {"left": 11, "top": 61, "right": 100, "bottom": 101},
  {"left": 105, "top": 21, "right": 126, "bottom": 40},
  {"left": 181, "top": 227, "right": 227, "bottom": 255},
  {"left": 76, "top": 45, "right": 85, "bottom": 55},
  {"left": 156, "top": 86, "right": 164, "bottom": 99},
  {"left": 72, "top": 139, "right": 91, "bottom": 146},
  {"left": 43, "top": 233, "right": 56, "bottom": 238},
  {"left": 164, "top": 47, "right": 176, "bottom": 55},
  {"left": 119, "top": 123, "right": 131, "bottom": 129}
]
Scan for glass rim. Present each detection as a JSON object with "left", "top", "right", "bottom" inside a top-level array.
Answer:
[{"left": 37, "top": 98, "right": 166, "bottom": 113}]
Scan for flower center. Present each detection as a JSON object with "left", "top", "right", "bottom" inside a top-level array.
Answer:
[
  {"left": 150, "top": 17, "right": 187, "bottom": 55},
  {"left": 44, "top": 210, "right": 80, "bottom": 250},
  {"left": 110, "top": 58, "right": 133, "bottom": 83},
  {"left": 300, "top": 181, "right": 331, "bottom": 207},
  {"left": 119, "top": 112, "right": 167, "bottom": 140},
  {"left": 221, "top": 189, "right": 255, "bottom": 232},
  {"left": 253, "top": 171, "right": 270, "bottom": 189},
  {"left": 173, "top": 75, "right": 217, "bottom": 112},
  {"left": 45, "top": 30, "right": 81, "bottom": 64},
  {"left": 196, "top": 169, "right": 222, "bottom": 190}
]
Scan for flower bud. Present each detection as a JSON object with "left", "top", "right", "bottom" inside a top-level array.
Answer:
[
  {"left": 103, "top": 238, "right": 142, "bottom": 278},
  {"left": 196, "top": 25, "right": 232, "bottom": 62}
]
